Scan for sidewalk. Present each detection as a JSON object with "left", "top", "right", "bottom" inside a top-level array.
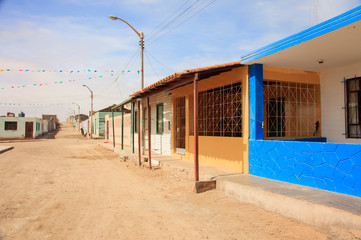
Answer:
[
  {"left": 97, "top": 140, "right": 361, "bottom": 231},
  {"left": 0, "top": 146, "right": 14, "bottom": 154}
]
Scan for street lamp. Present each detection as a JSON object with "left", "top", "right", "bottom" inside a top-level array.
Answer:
[
  {"left": 72, "top": 102, "right": 80, "bottom": 132},
  {"left": 83, "top": 84, "right": 93, "bottom": 138},
  {"left": 69, "top": 108, "right": 75, "bottom": 126},
  {"left": 109, "top": 15, "right": 144, "bottom": 90}
]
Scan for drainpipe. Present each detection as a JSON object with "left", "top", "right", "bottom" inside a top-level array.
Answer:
[
  {"left": 121, "top": 106, "right": 124, "bottom": 150},
  {"left": 112, "top": 110, "right": 115, "bottom": 148},
  {"left": 138, "top": 99, "right": 141, "bottom": 166},
  {"left": 194, "top": 73, "right": 199, "bottom": 182},
  {"left": 147, "top": 97, "right": 152, "bottom": 169}
]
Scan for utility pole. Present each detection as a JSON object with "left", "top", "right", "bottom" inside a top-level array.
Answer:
[
  {"left": 83, "top": 84, "right": 94, "bottom": 138},
  {"left": 109, "top": 15, "right": 144, "bottom": 90},
  {"left": 109, "top": 15, "right": 145, "bottom": 155},
  {"left": 314, "top": 0, "right": 318, "bottom": 25},
  {"left": 73, "top": 102, "right": 80, "bottom": 132}
]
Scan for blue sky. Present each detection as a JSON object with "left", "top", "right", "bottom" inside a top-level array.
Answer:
[{"left": 1, "top": 0, "right": 360, "bottom": 121}]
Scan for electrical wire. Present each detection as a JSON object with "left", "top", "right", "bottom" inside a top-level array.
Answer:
[
  {"left": 144, "top": 49, "right": 174, "bottom": 74},
  {"left": 147, "top": 0, "right": 194, "bottom": 40},
  {"left": 84, "top": 45, "right": 139, "bottom": 99},
  {"left": 147, "top": 0, "right": 199, "bottom": 41},
  {"left": 145, "top": 50, "right": 162, "bottom": 81},
  {"left": 148, "top": 0, "right": 216, "bottom": 45}
]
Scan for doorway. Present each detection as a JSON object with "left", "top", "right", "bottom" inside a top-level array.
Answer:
[
  {"left": 25, "top": 122, "right": 33, "bottom": 138},
  {"left": 175, "top": 97, "right": 186, "bottom": 154},
  {"left": 266, "top": 97, "right": 285, "bottom": 137},
  {"left": 106, "top": 121, "right": 109, "bottom": 140}
]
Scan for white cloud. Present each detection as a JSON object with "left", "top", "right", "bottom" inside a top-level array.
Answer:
[{"left": 1, "top": 0, "right": 361, "bottom": 121}]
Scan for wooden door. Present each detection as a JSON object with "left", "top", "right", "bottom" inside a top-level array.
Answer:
[{"left": 25, "top": 122, "right": 33, "bottom": 138}]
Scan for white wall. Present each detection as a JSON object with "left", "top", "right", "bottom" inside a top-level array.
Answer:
[
  {"left": 134, "top": 91, "right": 172, "bottom": 155},
  {"left": 34, "top": 118, "right": 44, "bottom": 138},
  {"left": 320, "top": 60, "right": 361, "bottom": 143},
  {"left": 0, "top": 117, "right": 44, "bottom": 139},
  {"left": 0, "top": 117, "right": 26, "bottom": 138},
  {"left": 149, "top": 91, "right": 172, "bottom": 156}
]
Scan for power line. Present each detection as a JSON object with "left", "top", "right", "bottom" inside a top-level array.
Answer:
[
  {"left": 148, "top": 0, "right": 216, "bottom": 45},
  {"left": 144, "top": 49, "right": 174, "bottom": 74},
  {"left": 147, "top": 0, "right": 194, "bottom": 40},
  {"left": 147, "top": 0, "right": 201, "bottom": 41},
  {"left": 145, "top": 50, "right": 162, "bottom": 81},
  {"left": 90, "top": 46, "right": 139, "bottom": 99}
]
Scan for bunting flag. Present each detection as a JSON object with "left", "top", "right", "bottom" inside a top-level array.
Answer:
[
  {"left": 0, "top": 75, "right": 105, "bottom": 90},
  {"left": 0, "top": 68, "right": 140, "bottom": 74},
  {"left": 0, "top": 102, "right": 67, "bottom": 107}
]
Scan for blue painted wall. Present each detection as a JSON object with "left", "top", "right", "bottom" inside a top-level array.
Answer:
[
  {"left": 249, "top": 64, "right": 264, "bottom": 140},
  {"left": 249, "top": 140, "right": 361, "bottom": 197}
]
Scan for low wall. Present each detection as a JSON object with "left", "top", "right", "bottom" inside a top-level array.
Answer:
[{"left": 249, "top": 140, "right": 361, "bottom": 197}]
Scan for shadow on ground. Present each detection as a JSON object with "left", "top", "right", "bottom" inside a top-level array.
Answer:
[{"left": 37, "top": 128, "right": 60, "bottom": 140}]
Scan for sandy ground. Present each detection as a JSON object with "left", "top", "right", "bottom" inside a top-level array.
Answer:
[{"left": 0, "top": 123, "right": 356, "bottom": 240}]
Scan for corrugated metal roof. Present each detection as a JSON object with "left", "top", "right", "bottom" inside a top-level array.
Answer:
[{"left": 111, "top": 98, "right": 132, "bottom": 110}]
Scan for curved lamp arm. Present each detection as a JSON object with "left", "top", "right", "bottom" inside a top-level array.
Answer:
[{"left": 109, "top": 15, "right": 143, "bottom": 39}]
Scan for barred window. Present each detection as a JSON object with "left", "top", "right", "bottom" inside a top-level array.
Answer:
[
  {"left": 190, "top": 82, "right": 242, "bottom": 137},
  {"left": 264, "top": 81, "right": 320, "bottom": 139},
  {"left": 156, "top": 103, "right": 164, "bottom": 134},
  {"left": 134, "top": 110, "right": 138, "bottom": 133},
  {"left": 346, "top": 77, "right": 361, "bottom": 138},
  {"left": 5, "top": 121, "right": 17, "bottom": 131}
]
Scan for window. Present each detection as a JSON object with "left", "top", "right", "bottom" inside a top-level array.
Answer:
[
  {"left": 264, "top": 81, "right": 320, "bottom": 139},
  {"left": 346, "top": 77, "right": 361, "bottom": 138},
  {"left": 156, "top": 103, "right": 164, "bottom": 134},
  {"left": 5, "top": 121, "right": 17, "bottom": 131},
  {"left": 134, "top": 110, "right": 138, "bottom": 133},
  {"left": 190, "top": 82, "right": 242, "bottom": 137}
]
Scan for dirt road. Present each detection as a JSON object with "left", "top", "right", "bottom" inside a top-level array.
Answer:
[{"left": 0, "top": 123, "right": 352, "bottom": 239}]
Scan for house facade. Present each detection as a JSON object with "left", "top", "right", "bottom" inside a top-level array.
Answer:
[
  {"left": 0, "top": 116, "right": 47, "bottom": 139},
  {"left": 104, "top": 101, "right": 132, "bottom": 148},
  {"left": 134, "top": 90, "right": 172, "bottom": 156},
  {"left": 103, "top": 6, "right": 361, "bottom": 198},
  {"left": 42, "top": 114, "right": 59, "bottom": 131},
  {"left": 242, "top": 5, "right": 361, "bottom": 197},
  {"left": 130, "top": 62, "right": 250, "bottom": 173},
  {"left": 91, "top": 105, "right": 121, "bottom": 138}
]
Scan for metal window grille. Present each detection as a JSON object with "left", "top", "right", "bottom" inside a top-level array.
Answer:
[
  {"left": 176, "top": 97, "right": 186, "bottom": 149},
  {"left": 190, "top": 82, "right": 242, "bottom": 137},
  {"left": 4, "top": 121, "right": 17, "bottom": 131},
  {"left": 345, "top": 76, "right": 361, "bottom": 138},
  {"left": 264, "top": 81, "right": 320, "bottom": 139}
]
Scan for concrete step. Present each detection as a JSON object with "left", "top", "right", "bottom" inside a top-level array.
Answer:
[
  {"left": 0, "top": 146, "right": 14, "bottom": 154},
  {"left": 216, "top": 174, "right": 361, "bottom": 230}
]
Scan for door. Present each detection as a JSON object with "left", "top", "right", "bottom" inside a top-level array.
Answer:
[
  {"left": 143, "top": 107, "right": 150, "bottom": 152},
  {"left": 266, "top": 97, "right": 285, "bottom": 137},
  {"left": 25, "top": 122, "right": 33, "bottom": 138},
  {"left": 106, "top": 121, "right": 109, "bottom": 140},
  {"left": 175, "top": 97, "right": 186, "bottom": 154}
]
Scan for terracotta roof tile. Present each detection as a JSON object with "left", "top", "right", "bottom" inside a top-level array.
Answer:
[{"left": 130, "top": 61, "right": 241, "bottom": 98}]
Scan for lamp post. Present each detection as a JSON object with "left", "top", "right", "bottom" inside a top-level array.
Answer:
[
  {"left": 83, "top": 84, "right": 93, "bottom": 138},
  {"left": 109, "top": 15, "right": 144, "bottom": 90},
  {"left": 72, "top": 102, "right": 80, "bottom": 132},
  {"left": 69, "top": 108, "right": 75, "bottom": 127}
]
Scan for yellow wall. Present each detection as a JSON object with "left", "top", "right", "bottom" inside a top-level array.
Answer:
[
  {"left": 171, "top": 66, "right": 249, "bottom": 173},
  {"left": 263, "top": 66, "right": 320, "bottom": 84}
]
